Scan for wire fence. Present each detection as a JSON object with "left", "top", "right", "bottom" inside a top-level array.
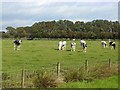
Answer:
[{"left": 2, "top": 58, "right": 118, "bottom": 88}]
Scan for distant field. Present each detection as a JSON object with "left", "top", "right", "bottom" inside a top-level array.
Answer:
[{"left": 2, "top": 39, "right": 118, "bottom": 73}]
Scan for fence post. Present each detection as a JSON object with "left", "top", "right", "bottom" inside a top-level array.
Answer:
[
  {"left": 109, "top": 58, "right": 111, "bottom": 68},
  {"left": 21, "top": 65, "right": 24, "bottom": 88},
  {"left": 57, "top": 62, "right": 60, "bottom": 79},
  {"left": 85, "top": 60, "right": 88, "bottom": 72}
]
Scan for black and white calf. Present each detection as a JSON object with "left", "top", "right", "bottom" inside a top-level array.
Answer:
[
  {"left": 80, "top": 40, "right": 86, "bottom": 46},
  {"left": 80, "top": 40, "right": 87, "bottom": 53},
  {"left": 13, "top": 40, "right": 22, "bottom": 50},
  {"left": 109, "top": 40, "right": 116, "bottom": 50},
  {"left": 71, "top": 42, "right": 76, "bottom": 51},
  {"left": 101, "top": 41, "right": 107, "bottom": 48}
]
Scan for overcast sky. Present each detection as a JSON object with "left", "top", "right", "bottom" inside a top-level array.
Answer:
[{"left": 0, "top": 0, "right": 119, "bottom": 31}]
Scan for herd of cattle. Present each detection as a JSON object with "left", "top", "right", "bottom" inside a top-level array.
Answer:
[
  {"left": 58, "top": 39, "right": 116, "bottom": 53},
  {"left": 101, "top": 39, "right": 116, "bottom": 49},
  {"left": 58, "top": 39, "right": 87, "bottom": 52},
  {"left": 13, "top": 39, "right": 116, "bottom": 52}
]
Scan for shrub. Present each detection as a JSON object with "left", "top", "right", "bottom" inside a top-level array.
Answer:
[
  {"left": 33, "top": 71, "right": 57, "bottom": 88},
  {"left": 63, "top": 67, "right": 93, "bottom": 82},
  {"left": 63, "top": 64, "right": 118, "bottom": 83},
  {"left": 2, "top": 73, "right": 10, "bottom": 80},
  {"left": 91, "top": 64, "right": 118, "bottom": 79}
]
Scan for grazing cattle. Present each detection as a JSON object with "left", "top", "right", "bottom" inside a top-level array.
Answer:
[
  {"left": 101, "top": 41, "right": 107, "bottom": 48},
  {"left": 82, "top": 43, "right": 87, "bottom": 53},
  {"left": 80, "top": 40, "right": 86, "bottom": 46},
  {"left": 13, "top": 40, "right": 22, "bottom": 50},
  {"left": 109, "top": 40, "right": 116, "bottom": 50},
  {"left": 62, "top": 41, "right": 67, "bottom": 50},
  {"left": 80, "top": 39, "right": 87, "bottom": 53},
  {"left": 58, "top": 41, "right": 63, "bottom": 50},
  {"left": 71, "top": 42, "right": 76, "bottom": 51}
]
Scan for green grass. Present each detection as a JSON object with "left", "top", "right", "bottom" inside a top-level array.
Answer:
[
  {"left": 2, "top": 39, "right": 118, "bottom": 88},
  {"left": 2, "top": 39, "right": 118, "bottom": 72},
  {"left": 59, "top": 76, "right": 118, "bottom": 88}
]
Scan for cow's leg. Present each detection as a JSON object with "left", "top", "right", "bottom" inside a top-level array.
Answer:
[
  {"left": 64, "top": 46, "right": 66, "bottom": 50},
  {"left": 14, "top": 44, "right": 16, "bottom": 50},
  {"left": 84, "top": 47, "right": 87, "bottom": 53},
  {"left": 103, "top": 44, "right": 105, "bottom": 48},
  {"left": 17, "top": 45, "right": 21, "bottom": 50},
  {"left": 113, "top": 45, "right": 115, "bottom": 50},
  {"left": 111, "top": 46, "right": 113, "bottom": 49},
  {"left": 71, "top": 47, "right": 73, "bottom": 51},
  {"left": 105, "top": 44, "right": 108, "bottom": 48},
  {"left": 58, "top": 45, "right": 61, "bottom": 50},
  {"left": 62, "top": 46, "right": 64, "bottom": 50},
  {"left": 83, "top": 47, "right": 86, "bottom": 53},
  {"left": 62, "top": 46, "right": 65, "bottom": 50},
  {"left": 61, "top": 46, "right": 63, "bottom": 50},
  {"left": 73, "top": 46, "right": 75, "bottom": 51}
]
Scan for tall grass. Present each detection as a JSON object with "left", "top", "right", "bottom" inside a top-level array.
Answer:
[{"left": 59, "top": 76, "right": 118, "bottom": 88}]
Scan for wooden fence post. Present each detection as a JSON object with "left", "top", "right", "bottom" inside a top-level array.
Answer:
[
  {"left": 85, "top": 60, "right": 88, "bottom": 72},
  {"left": 109, "top": 58, "right": 111, "bottom": 68},
  {"left": 57, "top": 62, "right": 60, "bottom": 79},
  {"left": 21, "top": 65, "right": 24, "bottom": 88}
]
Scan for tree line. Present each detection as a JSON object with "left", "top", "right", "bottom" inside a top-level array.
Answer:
[{"left": 2, "top": 19, "right": 119, "bottom": 39}]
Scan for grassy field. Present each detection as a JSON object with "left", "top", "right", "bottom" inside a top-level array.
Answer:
[
  {"left": 2, "top": 39, "right": 118, "bottom": 88},
  {"left": 2, "top": 39, "right": 118, "bottom": 72}
]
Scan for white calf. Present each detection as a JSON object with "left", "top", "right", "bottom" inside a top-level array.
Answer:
[
  {"left": 62, "top": 41, "right": 67, "bottom": 50},
  {"left": 58, "top": 41, "right": 63, "bottom": 50}
]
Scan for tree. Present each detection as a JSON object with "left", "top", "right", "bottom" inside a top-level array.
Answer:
[
  {"left": 4, "top": 19, "right": 119, "bottom": 39},
  {"left": 6, "top": 26, "right": 16, "bottom": 37}
]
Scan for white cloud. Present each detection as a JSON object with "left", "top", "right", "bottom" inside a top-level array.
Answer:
[
  {"left": 1, "top": 0, "right": 120, "bottom": 2},
  {"left": 1, "top": 1, "right": 118, "bottom": 30}
]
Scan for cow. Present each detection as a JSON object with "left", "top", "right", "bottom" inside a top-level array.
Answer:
[
  {"left": 62, "top": 41, "right": 67, "bottom": 50},
  {"left": 58, "top": 40, "right": 63, "bottom": 50},
  {"left": 71, "top": 42, "right": 76, "bottom": 51},
  {"left": 80, "top": 39, "right": 87, "bottom": 53},
  {"left": 101, "top": 41, "right": 107, "bottom": 48},
  {"left": 80, "top": 39, "right": 86, "bottom": 46},
  {"left": 109, "top": 39, "right": 116, "bottom": 50},
  {"left": 13, "top": 39, "right": 22, "bottom": 50},
  {"left": 82, "top": 43, "right": 87, "bottom": 53}
]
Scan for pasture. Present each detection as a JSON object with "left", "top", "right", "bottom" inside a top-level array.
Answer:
[
  {"left": 2, "top": 39, "right": 118, "bottom": 72},
  {"left": 2, "top": 39, "right": 118, "bottom": 88},
  {"left": 2, "top": 40, "right": 118, "bottom": 71}
]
